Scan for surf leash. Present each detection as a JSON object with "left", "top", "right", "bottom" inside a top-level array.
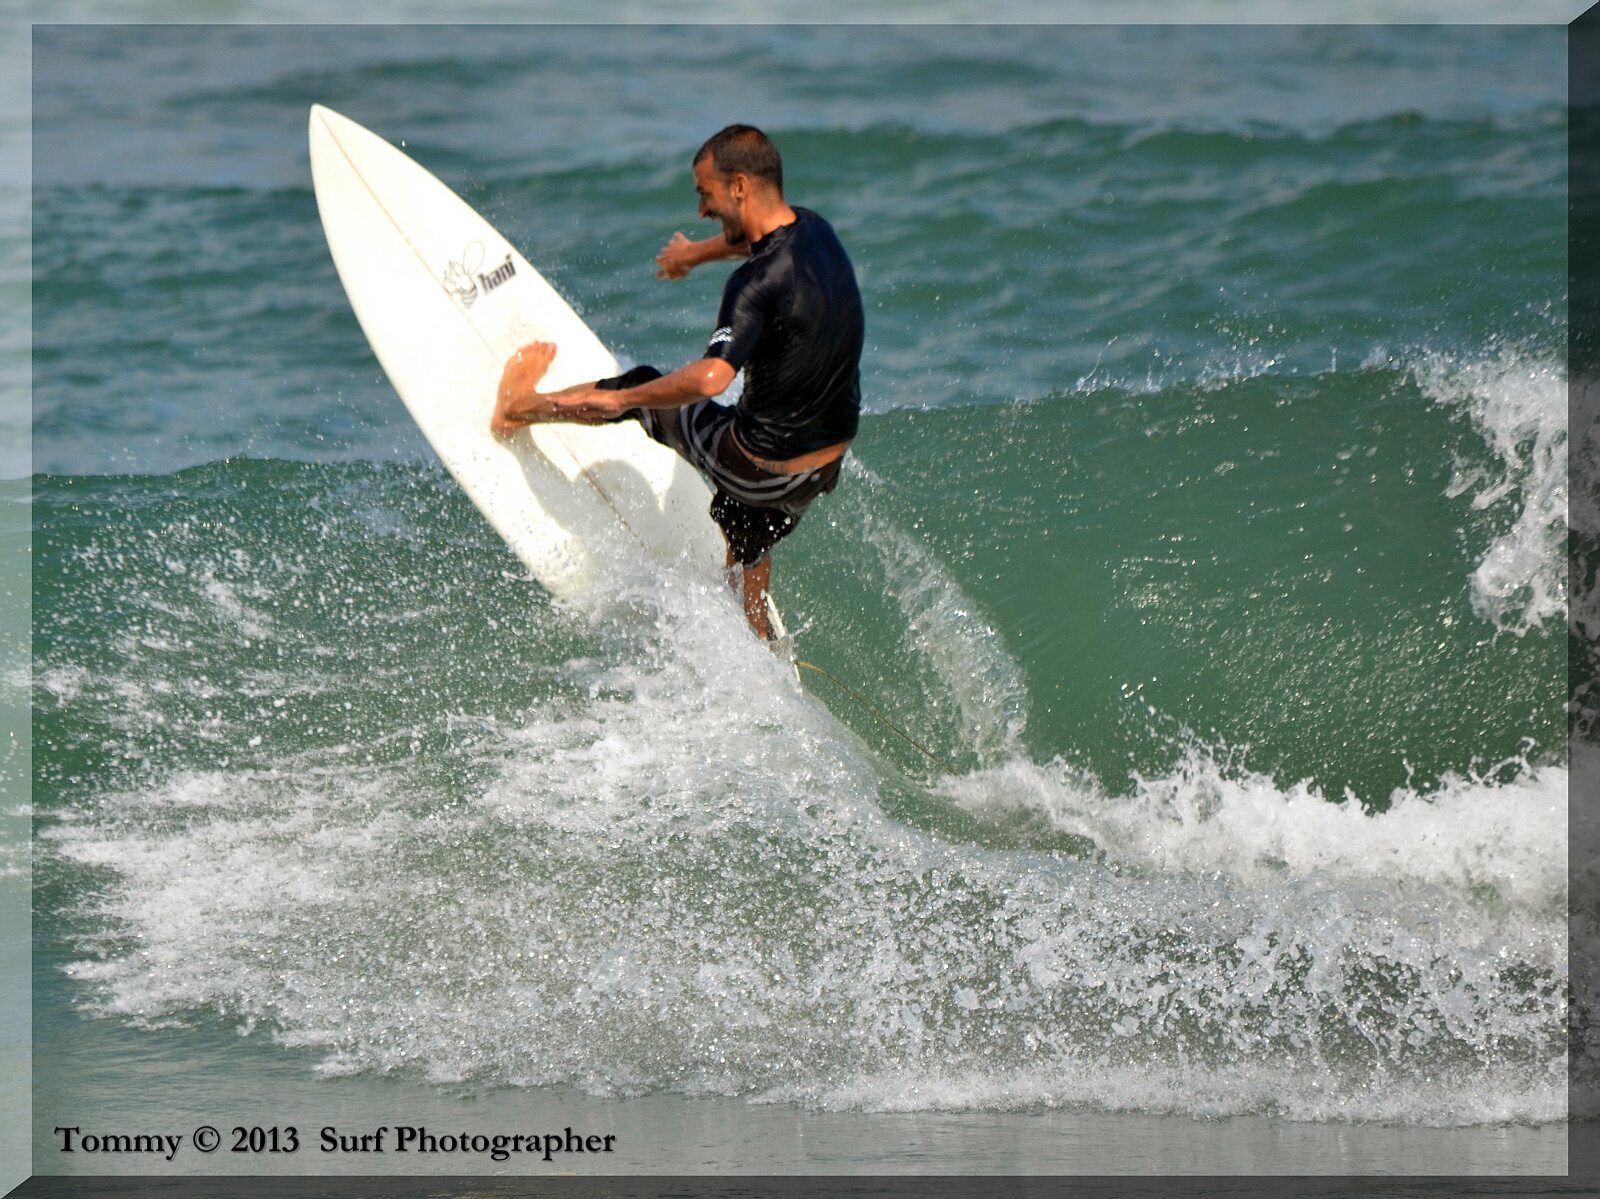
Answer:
[{"left": 793, "top": 660, "right": 958, "bottom": 777}]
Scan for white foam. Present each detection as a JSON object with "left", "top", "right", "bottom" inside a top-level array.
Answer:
[
  {"left": 941, "top": 750, "right": 1567, "bottom": 916},
  {"left": 757, "top": 1059, "right": 1567, "bottom": 1126},
  {"left": 201, "top": 575, "right": 274, "bottom": 644},
  {"left": 1414, "top": 350, "right": 1568, "bottom": 635},
  {"left": 36, "top": 501, "right": 1568, "bottom": 1124},
  {"left": 37, "top": 663, "right": 89, "bottom": 707},
  {"left": 44, "top": 663, "right": 1566, "bottom": 1124}
]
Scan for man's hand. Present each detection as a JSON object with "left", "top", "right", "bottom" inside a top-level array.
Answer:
[
  {"left": 655, "top": 232, "right": 700, "bottom": 280},
  {"left": 655, "top": 231, "right": 750, "bottom": 279},
  {"left": 544, "top": 386, "right": 625, "bottom": 423}
]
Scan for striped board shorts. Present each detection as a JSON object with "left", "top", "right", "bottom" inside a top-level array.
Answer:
[{"left": 598, "top": 367, "right": 842, "bottom": 567}]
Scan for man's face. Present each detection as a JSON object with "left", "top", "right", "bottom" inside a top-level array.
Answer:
[{"left": 694, "top": 157, "right": 746, "bottom": 246}]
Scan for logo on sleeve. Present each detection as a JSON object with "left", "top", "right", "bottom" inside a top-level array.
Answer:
[{"left": 707, "top": 326, "right": 734, "bottom": 348}]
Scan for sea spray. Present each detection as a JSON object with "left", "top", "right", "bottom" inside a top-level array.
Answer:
[
  {"left": 940, "top": 750, "right": 1566, "bottom": 913},
  {"left": 34, "top": 464, "right": 1566, "bottom": 1123},
  {"left": 1417, "top": 350, "right": 1568, "bottom": 635},
  {"left": 845, "top": 462, "right": 1029, "bottom": 766}
]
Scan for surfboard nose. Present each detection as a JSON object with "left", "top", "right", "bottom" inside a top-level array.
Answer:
[{"left": 309, "top": 104, "right": 349, "bottom": 136}]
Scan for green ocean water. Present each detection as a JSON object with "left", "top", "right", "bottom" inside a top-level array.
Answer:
[{"left": 29, "top": 24, "right": 1571, "bottom": 1136}]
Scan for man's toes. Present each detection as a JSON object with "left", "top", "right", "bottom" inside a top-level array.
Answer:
[{"left": 525, "top": 345, "right": 558, "bottom": 384}]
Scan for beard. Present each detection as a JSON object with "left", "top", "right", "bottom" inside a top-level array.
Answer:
[{"left": 712, "top": 207, "right": 747, "bottom": 247}]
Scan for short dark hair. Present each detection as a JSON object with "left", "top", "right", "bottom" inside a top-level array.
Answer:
[{"left": 693, "top": 125, "right": 783, "bottom": 194}]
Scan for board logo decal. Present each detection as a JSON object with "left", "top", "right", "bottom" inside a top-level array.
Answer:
[
  {"left": 443, "top": 241, "right": 484, "bottom": 308},
  {"left": 478, "top": 253, "right": 517, "bottom": 294}
]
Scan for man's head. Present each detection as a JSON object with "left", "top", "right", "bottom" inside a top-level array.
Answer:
[{"left": 692, "top": 125, "right": 784, "bottom": 247}]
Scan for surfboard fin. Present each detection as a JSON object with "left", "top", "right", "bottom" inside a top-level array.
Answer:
[{"left": 764, "top": 593, "right": 800, "bottom": 683}]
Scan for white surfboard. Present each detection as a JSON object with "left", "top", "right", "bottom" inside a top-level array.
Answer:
[{"left": 308, "top": 103, "right": 728, "bottom": 602}]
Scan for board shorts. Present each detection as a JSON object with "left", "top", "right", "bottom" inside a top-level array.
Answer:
[{"left": 597, "top": 366, "right": 842, "bottom": 568}]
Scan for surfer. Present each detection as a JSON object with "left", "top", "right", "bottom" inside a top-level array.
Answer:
[{"left": 492, "top": 125, "right": 864, "bottom": 641}]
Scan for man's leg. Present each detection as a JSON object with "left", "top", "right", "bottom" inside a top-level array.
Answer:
[
  {"left": 725, "top": 548, "right": 772, "bottom": 640},
  {"left": 712, "top": 490, "right": 800, "bottom": 642}
]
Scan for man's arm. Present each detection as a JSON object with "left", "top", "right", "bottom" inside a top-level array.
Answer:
[
  {"left": 656, "top": 232, "right": 751, "bottom": 280},
  {"left": 535, "top": 358, "right": 737, "bottom": 424},
  {"left": 492, "top": 339, "right": 738, "bottom": 435}
]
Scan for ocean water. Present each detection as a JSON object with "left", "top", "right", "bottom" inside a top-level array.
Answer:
[{"left": 29, "top": 24, "right": 1572, "bottom": 1172}]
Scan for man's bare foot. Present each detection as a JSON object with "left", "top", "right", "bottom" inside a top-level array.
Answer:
[{"left": 492, "top": 341, "right": 560, "bottom": 436}]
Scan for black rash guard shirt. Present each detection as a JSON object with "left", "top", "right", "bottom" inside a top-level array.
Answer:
[{"left": 702, "top": 207, "right": 864, "bottom": 461}]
